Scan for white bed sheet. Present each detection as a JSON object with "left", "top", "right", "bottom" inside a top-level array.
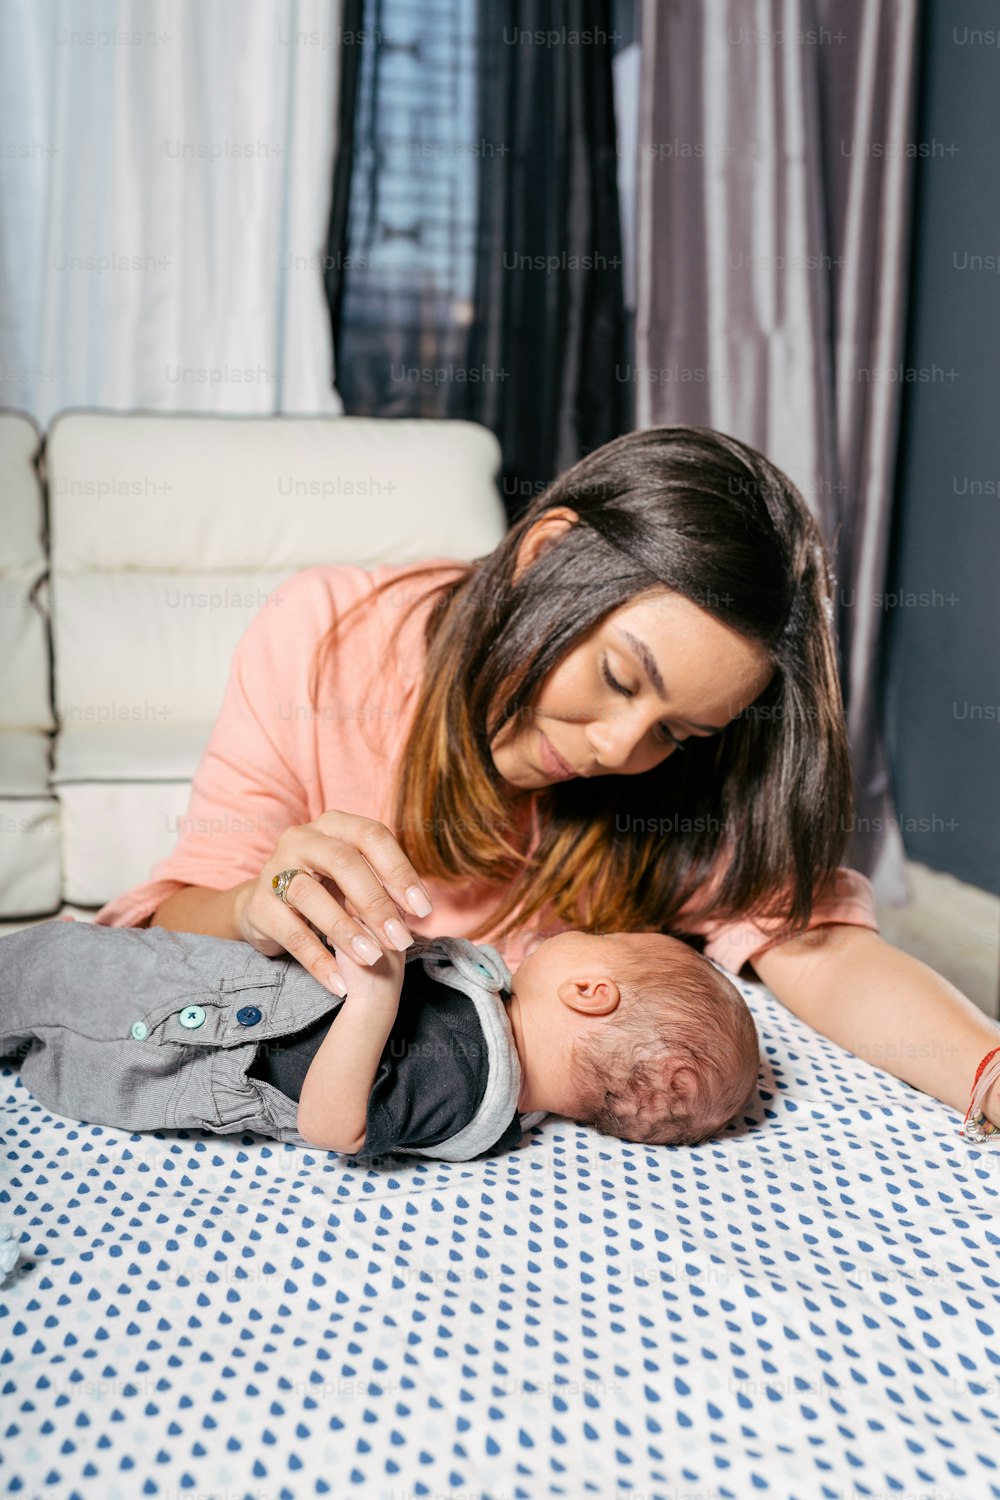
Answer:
[{"left": 2, "top": 973, "right": 999, "bottom": 1500}]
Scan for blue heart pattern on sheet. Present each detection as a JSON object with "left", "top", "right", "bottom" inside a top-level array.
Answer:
[{"left": 2, "top": 975, "right": 999, "bottom": 1498}]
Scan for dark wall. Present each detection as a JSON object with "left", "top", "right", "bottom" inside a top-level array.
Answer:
[{"left": 886, "top": 0, "right": 1000, "bottom": 894}]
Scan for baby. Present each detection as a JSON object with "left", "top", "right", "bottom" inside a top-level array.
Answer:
[{"left": 0, "top": 919, "right": 759, "bottom": 1161}]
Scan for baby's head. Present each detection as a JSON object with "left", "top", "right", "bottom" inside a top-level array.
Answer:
[{"left": 507, "top": 930, "right": 759, "bottom": 1147}]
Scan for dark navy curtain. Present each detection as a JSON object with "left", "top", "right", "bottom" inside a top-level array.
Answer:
[{"left": 323, "top": 0, "right": 627, "bottom": 522}]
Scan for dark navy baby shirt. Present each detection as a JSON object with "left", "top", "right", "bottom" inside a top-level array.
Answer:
[{"left": 249, "top": 936, "right": 546, "bottom": 1161}]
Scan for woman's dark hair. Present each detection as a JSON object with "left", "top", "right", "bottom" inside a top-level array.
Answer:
[{"left": 308, "top": 424, "right": 855, "bottom": 950}]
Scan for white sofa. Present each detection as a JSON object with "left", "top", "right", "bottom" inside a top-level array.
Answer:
[
  {"left": 0, "top": 409, "right": 508, "bottom": 931},
  {"left": 1, "top": 412, "right": 57, "bottom": 918}
]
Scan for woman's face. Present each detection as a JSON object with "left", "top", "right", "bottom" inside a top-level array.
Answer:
[{"left": 489, "top": 510, "right": 776, "bottom": 791}]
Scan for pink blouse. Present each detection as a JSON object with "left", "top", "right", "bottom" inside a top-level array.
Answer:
[{"left": 94, "top": 559, "right": 880, "bottom": 974}]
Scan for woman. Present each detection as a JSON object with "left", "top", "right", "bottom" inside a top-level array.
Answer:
[{"left": 95, "top": 425, "right": 1000, "bottom": 1130}]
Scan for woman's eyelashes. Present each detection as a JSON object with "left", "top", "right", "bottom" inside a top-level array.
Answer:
[{"left": 600, "top": 654, "right": 685, "bottom": 751}]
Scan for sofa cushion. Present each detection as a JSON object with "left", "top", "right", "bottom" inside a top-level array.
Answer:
[
  {"left": 0, "top": 728, "right": 52, "bottom": 796},
  {"left": 51, "top": 725, "right": 212, "bottom": 907},
  {"left": 46, "top": 413, "right": 506, "bottom": 729},
  {"left": 45, "top": 412, "right": 505, "bottom": 571},
  {"left": 0, "top": 412, "right": 53, "bottom": 732},
  {"left": 52, "top": 569, "right": 298, "bottom": 729},
  {"left": 0, "top": 413, "right": 59, "bottom": 918},
  {"left": 58, "top": 785, "right": 202, "bottom": 909},
  {"left": 52, "top": 723, "right": 210, "bottom": 784},
  {"left": 0, "top": 731, "right": 59, "bottom": 917}
]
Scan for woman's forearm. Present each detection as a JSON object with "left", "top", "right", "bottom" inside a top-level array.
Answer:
[
  {"left": 752, "top": 924, "right": 1000, "bottom": 1126},
  {"left": 149, "top": 880, "right": 253, "bottom": 939}
]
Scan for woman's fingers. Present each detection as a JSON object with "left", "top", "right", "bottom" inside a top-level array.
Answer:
[
  {"left": 273, "top": 862, "right": 391, "bottom": 964},
  {"left": 312, "top": 811, "right": 434, "bottom": 923},
  {"left": 292, "top": 818, "right": 431, "bottom": 955},
  {"left": 267, "top": 905, "right": 349, "bottom": 996},
  {"left": 234, "top": 812, "right": 435, "bottom": 999}
]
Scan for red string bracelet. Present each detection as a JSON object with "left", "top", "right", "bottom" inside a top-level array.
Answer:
[{"left": 960, "top": 1045, "right": 1000, "bottom": 1142}]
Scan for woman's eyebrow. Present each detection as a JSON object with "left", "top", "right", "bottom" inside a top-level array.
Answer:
[{"left": 613, "top": 627, "right": 728, "bottom": 733}]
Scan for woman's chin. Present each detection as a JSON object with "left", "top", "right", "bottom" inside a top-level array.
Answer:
[
  {"left": 491, "top": 747, "right": 544, "bottom": 792},
  {"left": 500, "top": 767, "right": 540, "bottom": 792}
]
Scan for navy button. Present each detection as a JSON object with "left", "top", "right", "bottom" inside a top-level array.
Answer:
[{"left": 236, "top": 1005, "right": 262, "bottom": 1027}]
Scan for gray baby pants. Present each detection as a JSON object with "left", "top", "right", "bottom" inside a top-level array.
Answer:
[{"left": 0, "top": 921, "right": 344, "bottom": 1146}]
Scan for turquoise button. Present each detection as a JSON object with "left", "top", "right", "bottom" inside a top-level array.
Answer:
[
  {"left": 178, "top": 1005, "right": 206, "bottom": 1029},
  {"left": 130, "top": 1021, "right": 148, "bottom": 1041}
]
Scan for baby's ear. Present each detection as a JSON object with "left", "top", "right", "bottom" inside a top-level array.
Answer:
[{"left": 562, "top": 977, "right": 621, "bottom": 1016}]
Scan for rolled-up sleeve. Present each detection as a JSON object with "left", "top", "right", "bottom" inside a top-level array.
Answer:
[
  {"left": 690, "top": 867, "right": 880, "bottom": 976},
  {"left": 93, "top": 572, "right": 326, "bottom": 928}
]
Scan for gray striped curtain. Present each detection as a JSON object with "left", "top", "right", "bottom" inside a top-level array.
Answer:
[{"left": 633, "top": 0, "right": 920, "bottom": 902}]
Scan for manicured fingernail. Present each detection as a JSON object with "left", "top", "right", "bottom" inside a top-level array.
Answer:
[
  {"left": 385, "top": 918, "right": 413, "bottom": 951},
  {"left": 352, "top": 933, "right": 383, "bottom": 966},
  {"left": 406, "top": 884, "right": 433, "bottom": 917},
  {"left": 328, "top": 974, "right": 348, "bottom": 997}
]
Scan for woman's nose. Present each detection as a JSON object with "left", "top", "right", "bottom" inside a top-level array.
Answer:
[{"left": 587, "top": 716, "right": 657, "bottom": 772}]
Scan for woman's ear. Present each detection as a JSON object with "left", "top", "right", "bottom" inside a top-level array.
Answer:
[{"left": 512, "top": 507, "right": 580, "bottom": 585}]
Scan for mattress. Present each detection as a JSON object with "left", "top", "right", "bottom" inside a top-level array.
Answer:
[{"left": 2, "top": 971, "right": 999, "bottom": 1500}]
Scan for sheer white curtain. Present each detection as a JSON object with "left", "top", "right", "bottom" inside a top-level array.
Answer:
[{"left": 0, "top": 0, "right": 345, "bottom": 423}]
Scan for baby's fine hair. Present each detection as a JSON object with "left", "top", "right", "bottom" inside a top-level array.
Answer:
[{"left": 568, "top": 935, "right": 760, "bottom": 1147}]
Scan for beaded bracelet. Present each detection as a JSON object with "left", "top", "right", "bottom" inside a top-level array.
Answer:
[{"left": 960, "top": 1045, "right": 1000, "bottom": 1142}]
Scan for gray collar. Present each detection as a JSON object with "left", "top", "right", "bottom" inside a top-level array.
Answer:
[{"left": 393, "top": 936, "right": 545, "bottom": 1160}]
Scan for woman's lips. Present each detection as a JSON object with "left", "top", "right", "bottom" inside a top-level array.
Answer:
[{"left": 538, "top": 729, "right": 575, "bottom": 779}]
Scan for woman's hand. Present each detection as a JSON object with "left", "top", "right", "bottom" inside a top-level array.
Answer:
[{"left": 232, "top": 810, "right": 433, "bottom": 995}]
